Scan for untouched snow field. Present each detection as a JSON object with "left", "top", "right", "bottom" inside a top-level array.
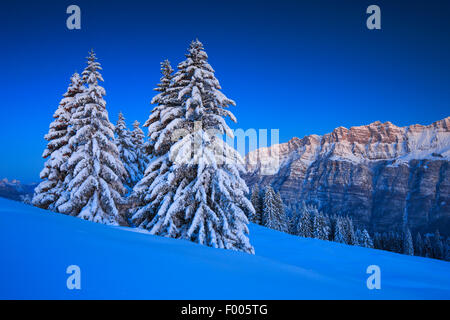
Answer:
[{"left": 0, "top": 197, "right": 449, "bottom": 299}]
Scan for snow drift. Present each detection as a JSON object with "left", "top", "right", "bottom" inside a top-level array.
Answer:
[{"left": 0, "top": 198, "right": 449, "bottom": 299}]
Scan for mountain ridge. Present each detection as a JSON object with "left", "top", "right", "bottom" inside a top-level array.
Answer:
[
  {"left": 0, "top": 178, "right": 36, "bottom": 203},
  {"left": 244, "top": 117, "right": 450, "bottom": 235}
]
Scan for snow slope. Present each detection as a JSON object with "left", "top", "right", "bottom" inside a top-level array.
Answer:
[{"left": 0, "top": 197, "right": 449, "bottom": 299}]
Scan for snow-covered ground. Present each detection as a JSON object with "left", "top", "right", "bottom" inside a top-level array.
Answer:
[{"left": 0, "top": 197, "right": 449, "bottom": 299}]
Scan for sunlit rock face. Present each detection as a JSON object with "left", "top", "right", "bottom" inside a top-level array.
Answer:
[{"left": 244, "top": 117, "right": 450, "bottom": 235}]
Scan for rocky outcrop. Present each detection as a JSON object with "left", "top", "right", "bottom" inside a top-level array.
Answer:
[{"left": 244, "top": 118, "right": 450, "bottom": 235}]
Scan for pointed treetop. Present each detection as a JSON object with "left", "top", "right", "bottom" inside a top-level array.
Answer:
[
  {"left": 190, "top": 38, "right": 203, "bottom": 50},
  {"left": 172, "top": 39, "right": 235, "bottom": 132},
  {"left": 153, "top": 59, "right": 174, "bottom": 96},
  {"left": 116, "top": 112, "right": 127, "bottom": 131},
  {"left": 70, "top": 72, "right": 81, "bottom": 82},
  {"left": 133, "top": 120, "right": 141, "bottom": 129},
  {"left": 82, "top": 50, "right": 104, "bottom": 84},
  {"left": 65, "top": 72, "right": 84, "bottom": 97},
  {"left": 186, "top": 38, "right": 208, "bottom": 62},
  {"left": 161, "top": 59, "right": 174, "bottom": 78},
  {"left": 88, "top": 49, "right": 96, "bottom": 59},
  {"left": 130, "top": 39, "right": 254, "bottom": 254}
]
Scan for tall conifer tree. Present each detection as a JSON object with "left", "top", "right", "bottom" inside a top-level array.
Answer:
[
  {"left": 250, "top": 185, "right": 263, "bottom": 225},
  {"left": 33, "top": 73, "right": 84, "bottom": 210},
  {"left": 115, "top": 112, "right": 139, "bottom": 190},
  {"left": 132, "top": 41, "right": 254, "bottom": 253},
  {"left": 297, "top": 203, "right": 313, "bottom": 238},
  {"left": 414, "top": 232, "right": 423, "bottom": 256},
  {"left": 130, "top": 120, "right": 148, "bottom": 178},
  {"left": 403, "top": 227, "right": 414, "bottom": 255},
  {"left": 58, "top": 51, "right": 127, "bottom": 225}
]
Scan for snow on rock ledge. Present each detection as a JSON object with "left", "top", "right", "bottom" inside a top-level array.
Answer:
[{"left": 246, "top": 117, "right": 450, "bottom": 173}]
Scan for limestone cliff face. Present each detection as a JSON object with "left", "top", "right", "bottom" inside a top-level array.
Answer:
[{"left": 244, "top": 118, "right": 450, "bottom": 235}]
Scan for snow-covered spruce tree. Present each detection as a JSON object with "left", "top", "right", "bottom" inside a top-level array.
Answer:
[
  {"left": 262, "top": 186, "right": 285, "bottom": 232},
  {"left": 296, "top": 203, "right": 313, "bottom": 238},
  {"left": 433, "top": 230, "right": 444, "bottom": 260},
  {"left": 114, "top": 112, "right": 139, "bottom": 190},
  {"left": 381, "top": 232, "right": 389, "bottom": 250},
  {"left": 328, "top": 214, "right": 337, "bottom": 241},
  {"left": 444, "top": 237, "right": 450, "bottom": 261},
  {"left": 129, "top": 60, "right": 177, "bottom": 226},
  {"left": 129, "top": 60, "right": 176, "bottom": 223},
  {"left": 313, "top": 210, "right": 330, "bottom": 240},
  {"left": 372, "top": 232, "right": 382, "bottom": 249},
  {"left": 396, "top": 232, "right": 404, "bottom": 253},
  {"left": 385, "top": 231, "right": 398, "bottom": 252},
  {"left": 402, "top": 227, "right": 414, "bottom": 256},
  {"left": 58, "top": 50, "right": 127, "bottom": 225},
  {"left": 275, "top": 191, "right": 289, "bottom": 232},
  {"left": 386, "top": 231, "right": 394, "bottom": 252},
  {"left": 343, "top": 216, "right": 357, "bottom": 245},
  {"left": 287, "top": 207, "right": 299, "bottom": 235},
  {"left": 144, "top": 59, "right": 176, "bottom": 156},
  {"left": 414, "top": 232, "right": 423, "bottom": 256},
  {"left": 423, "top": 235, "right": 433, "bottom": 258},
  {"left": 130, "top": 120, "right": 149, "bottom": 178},
  {"left": 33, "top": 73, "right": 84, "bottom": 211},
  {"left": 355, "top": 229, "right": 362, "bottom": 246},
  {"left": 132, "top": 41, "right": 255, "bottom": 253},
  {"left": 250, "top": 185, "right": 263, "bottom": 225},
  {"left": 333, "top": 217, "right": 346, "bottom": 244},
  {"left": 357, "top": 229, "right": 374, "bottom": 248},
  {"left": 324, "top": 213, "right": 332, "bottom": 240}
]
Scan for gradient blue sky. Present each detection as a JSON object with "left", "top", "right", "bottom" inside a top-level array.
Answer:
[{"left": 1, "top": 0, "right": 449, "bottom": 183}]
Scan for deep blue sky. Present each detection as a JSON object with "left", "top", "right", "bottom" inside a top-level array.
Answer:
[{"left": 1, "top": 0, "right": 449, "bottom": 183}]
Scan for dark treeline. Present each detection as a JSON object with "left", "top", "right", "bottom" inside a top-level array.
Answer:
[{"left": 250, "top": 184, "right": 450, "bottom": 262}]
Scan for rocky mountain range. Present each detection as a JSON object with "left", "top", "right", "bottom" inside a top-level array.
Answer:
[
  {"left": 244, "top": 117, "right": 450, "bottom": 235},
  {"left": 0, "top": 178, "right": 36, "bottom": 203}
]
